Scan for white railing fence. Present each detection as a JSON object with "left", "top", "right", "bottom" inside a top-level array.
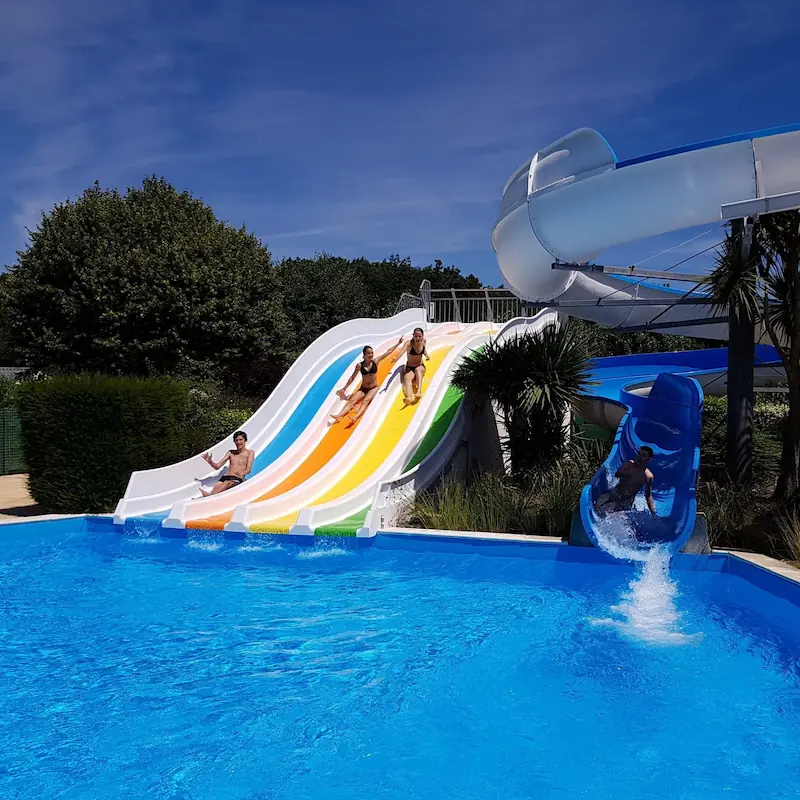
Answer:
[{"left": 396, "top": 279, "right": 538, "bottom": 324}]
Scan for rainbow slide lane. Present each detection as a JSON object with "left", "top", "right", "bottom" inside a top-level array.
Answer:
[
  {"left": 114, "top": 309, "right": 428, "bottom": 524},
  {"left": 312, "top": 385, "right": 465, "bottom": 536},
  {"left": 223, "top": 324, "right": 494, "bottom": 534}
]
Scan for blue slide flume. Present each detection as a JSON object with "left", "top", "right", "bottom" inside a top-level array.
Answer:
[{"left": 579, "top": 372, "right": 704, "bottom": 553}]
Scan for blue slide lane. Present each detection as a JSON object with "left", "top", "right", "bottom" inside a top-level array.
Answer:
[
  {"left": 125, "top": 348, "right": 361, "bottom": 528},
  {"left": 578, "top": 345, "right": 781, "bottom": 552}
]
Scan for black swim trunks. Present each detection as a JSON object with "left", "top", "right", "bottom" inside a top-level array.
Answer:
[{"left": 219, "top": 475, "right": 244, "bottom": 486}]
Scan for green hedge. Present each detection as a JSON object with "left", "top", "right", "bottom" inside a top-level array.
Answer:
[
  {"left": 184, "top": 407, "right": 252, "bottom": 458},
  {"left": 17, "top": 375, "right": 189, "bottom": 513}
]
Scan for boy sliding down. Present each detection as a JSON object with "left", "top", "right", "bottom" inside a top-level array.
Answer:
[
  {"left": 197, "top": 430, "right": 254, "bottom": 496},
  {"left": 595, "top": 445, "right": 656, "bottom": 516}
]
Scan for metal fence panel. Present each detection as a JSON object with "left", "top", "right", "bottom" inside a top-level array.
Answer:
[{"left": 0, "top": 408, "right": 26, "bottom": 475}]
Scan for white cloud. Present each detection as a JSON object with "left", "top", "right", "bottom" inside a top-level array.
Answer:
[{"left": 0, "top": 0, "right": 799, "bottom": 278}]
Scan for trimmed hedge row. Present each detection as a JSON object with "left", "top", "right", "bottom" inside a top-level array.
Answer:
[{"left": 17, "top": 375, "right": 189, "bottom": 513}]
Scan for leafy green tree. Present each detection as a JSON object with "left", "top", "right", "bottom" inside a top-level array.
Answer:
[
  {"left": 709, "top": 211, "right": 800, "bottom": 501},
  {"left": 278, "top": 254, "right": 372, "bottom": 352},
  {"left": 452, "top": 322, "right": 593, "bottom": 475},
  {"left": 0, "top": 273, "right": 13, "bottom": 364},
  {"left": 570, "top": 317, "right": 710, "bottom": 358},
  {"left": 1, "top": 178, "right": 291, "bottom": 391},
  {"left": 277, "top": 253, "right": 481, "bottom": 353}
]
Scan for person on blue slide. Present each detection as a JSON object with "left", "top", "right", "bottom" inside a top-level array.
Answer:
[
  {"left": 393, "top": 327, "right": 430, "bottom": 404},
  {"left": 197, "top": 431, "right": 254, "bottom": 496},
  {"left": 595, "top": 446, "right": 656, "bottom": 515},
  {"left": 329, "top": 339, "right": 403, "bottom": 425}
]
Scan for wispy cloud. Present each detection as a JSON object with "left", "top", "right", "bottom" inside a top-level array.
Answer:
[{"left": 1, "top": 0, "right": 799, "bottom": 280}]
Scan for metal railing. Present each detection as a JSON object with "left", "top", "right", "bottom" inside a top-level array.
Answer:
[
  {"left": 0, "top": 366, "right": 27, "bottom": 379},
  {"left": 396, "top": 279, "right": 538, "bottom": 324}
]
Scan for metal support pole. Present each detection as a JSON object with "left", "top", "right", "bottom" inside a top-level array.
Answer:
[
  {"left": 726, "top": 217, "right": 755, "bottom": 485},
  {"left": 484, "top": 288, "right": 494, "bottom": 324},
  {"left": 450, "top": 288, "right": 462, "bottom": 325}
]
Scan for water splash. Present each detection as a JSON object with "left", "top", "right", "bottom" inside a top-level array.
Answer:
[
  {"left": 238, "top": 535, "right": 282, "bottom": 553},
  {"left": 123, "top": 517, "right": 162, "bottom": 544},
  {"left": 297, "top": 547, "right": 349, "bottom": 560},
  {"left": 186, "top": 531, "right": 224, "bottom": 552},
  {"left": 591, "top": 514, "right": 700, "bottom": 646}
]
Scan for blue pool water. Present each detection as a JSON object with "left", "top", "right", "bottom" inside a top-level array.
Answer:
[{"left": 2, "top": 524, "right": 800, "bottom": 799}]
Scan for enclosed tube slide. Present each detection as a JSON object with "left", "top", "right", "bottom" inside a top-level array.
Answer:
[
  {"left": 492, "top": 124, "right": 800, "bottom": 337},
  {"left": 579, "top": 372, "right": 703, "bottom": 553}
]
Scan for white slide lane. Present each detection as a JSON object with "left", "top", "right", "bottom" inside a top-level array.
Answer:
[{"left": 492, "top": 125, "right": 800, "bottom": 336}]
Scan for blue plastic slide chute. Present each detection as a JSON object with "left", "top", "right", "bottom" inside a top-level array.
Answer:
[{"left": 579, "top": 372, "right": 704, "bottom": 553}]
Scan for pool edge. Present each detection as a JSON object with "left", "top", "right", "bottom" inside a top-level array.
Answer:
[{"left": 4, "top": 515, "right": 800, "bottom": 607}]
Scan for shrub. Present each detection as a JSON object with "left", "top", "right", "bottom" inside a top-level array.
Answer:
[
  {"left": 775, "top": 508, "right": 800, "bottom": 562},
  {"left": 0, "top": 376, "right": 17, "bottom": 408},
  {"left": 182, "top": 380, "right": 257, "bottom": 457},
  {"left": 406, "top": 441, "right": 604, "bottom": 538},
  {"left": 408, "top": 472, "right": 535, "bottom": 534},
  {"left": 184, "top": 408, "right": 252, "bottom": 457},
  {"left": 17, "top": 375, "right": 189, "bottom": 513}
]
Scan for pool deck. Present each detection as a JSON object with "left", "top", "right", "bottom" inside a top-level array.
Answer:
[{"left": 0, "top": 474, "right": 50, "bottom": 520}]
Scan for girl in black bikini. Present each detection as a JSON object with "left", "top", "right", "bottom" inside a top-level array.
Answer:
[
  {"left": 392, "top": 327, "right": 430, "bottom": 404},
  {"left": 329, "top": 339, "right": 403, "bottom": 425}
]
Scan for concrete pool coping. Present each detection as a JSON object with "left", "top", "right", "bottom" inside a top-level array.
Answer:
[{"left": 3, "top": 514, "right": 800, "bottom": 607}]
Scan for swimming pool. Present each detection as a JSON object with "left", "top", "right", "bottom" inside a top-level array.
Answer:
[{"left": 2, "top": 520, "right": 800, "bottom": 799}]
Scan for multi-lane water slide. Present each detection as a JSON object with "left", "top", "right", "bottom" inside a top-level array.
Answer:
[
  {"left": 114, "top": 305, "right": 559, "bottom": 535},
  {"left": 492, "top": 124, "right": 799, "bottom": 550}
]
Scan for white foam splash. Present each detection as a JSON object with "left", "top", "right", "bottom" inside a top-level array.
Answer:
[
  {"left": 591, "top": 515, "right": 700, "bottom": 646},
  {"left": 238, "top": 544, "right": 282, "bottom": 553},
  {"left": 186, "top": 539, "right": 223, "bottom": 552},
  {"left": 296, "top": 547, "right": 349, "bottom": 560}
]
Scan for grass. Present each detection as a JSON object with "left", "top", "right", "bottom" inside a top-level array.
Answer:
[{"left": 406, "top": 439, "right": 606, "bottom": 538}]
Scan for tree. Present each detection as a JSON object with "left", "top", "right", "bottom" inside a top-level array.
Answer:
[
  {"left": 452, "top": 322, "right": 593, "bottom": 476},
  {"left": 277, "top": 253, "right": 481, "bottom": 353},
  {"left": 709, "top": 211, "right": 800, "bottom": 501},
  {"left": 1, "top": 178, "right": 291, "bottom": 391},
  {"left": 0, "top": 272, "right": 14, "bottom": 364},
  {"left": 278, "top": 254, "right": 372, "bottom": 353}
]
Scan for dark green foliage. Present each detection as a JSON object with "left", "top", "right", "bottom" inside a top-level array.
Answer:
[
  {"left": 570, "top": 317, "right": 712, "bottom": 358},
  {"left": 0, "top": 376, "right": 17, "bottom": 407},
  {"left": 701, "top": 395, "right": 784, "bottom": 483},
  {"left": 1, "top": 178, "right": 292, "bottom": 392},
  {"left": 452, "top": 322, "right": 592, "bottom": 474},
  {"left": 278, "top": 254, "right": 481, "bottom": 353},
  {"left": 17, "top": 375, "right": 189, "bottom": 513},
  {"left": 183, "top": 380, "right": 256, "bottom": 457},
  {"left": 708, "top": 212, "right": 800, "bottom": 500},
  {"left": 407, "top": 441, "right": 607, "bottom": 538}
]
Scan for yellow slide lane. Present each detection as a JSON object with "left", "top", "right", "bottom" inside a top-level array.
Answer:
[{"left": 249, "top": 345, "right": 454, "bottom": 533}]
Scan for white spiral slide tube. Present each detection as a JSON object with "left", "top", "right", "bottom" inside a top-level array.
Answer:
[{"left": 492, "top": 125, "right": 800, "bottom": 336}]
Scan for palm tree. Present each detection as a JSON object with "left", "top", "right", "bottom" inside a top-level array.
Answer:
[
  {"left": 709, "top": 211, "right": 800, "bottom": 501},
  {"left": 452, "top": 321, "right": 593, "bottom": 476}
]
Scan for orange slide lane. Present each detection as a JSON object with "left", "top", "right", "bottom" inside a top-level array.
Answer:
[{"left": 186, "top": 356, "right": 395, "bottom": 530}]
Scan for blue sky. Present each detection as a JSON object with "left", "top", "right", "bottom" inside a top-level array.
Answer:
[{"left": 1, "top": 0, "right": 799, "bottom": 286}]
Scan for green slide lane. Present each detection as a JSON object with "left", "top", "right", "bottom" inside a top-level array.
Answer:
[{"left": 315, "top": 385, "right": 465, "bottom": 536}]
